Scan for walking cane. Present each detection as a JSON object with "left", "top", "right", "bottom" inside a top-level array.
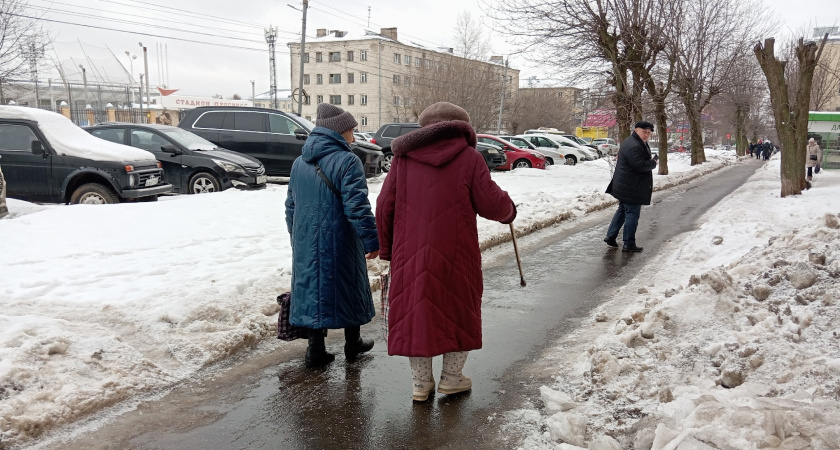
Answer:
[{"left": 509, "top": 223, "right": 526, "bottom": 287}]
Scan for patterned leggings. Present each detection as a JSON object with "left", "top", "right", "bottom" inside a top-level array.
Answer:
[{"left": 409, "top": 352, "right": 469, "bottom": 381}]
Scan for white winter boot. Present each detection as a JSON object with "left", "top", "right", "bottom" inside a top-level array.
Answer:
[
  {"left": 409, "top": 357, "right": 435, "bottom": 402},
  {"left": 438, "top": 351, "right": 472, "bottom": 395}
]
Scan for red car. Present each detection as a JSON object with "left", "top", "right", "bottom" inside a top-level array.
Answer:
[{"left": 476, "top": 135, "right": 546, "bottom": 170}]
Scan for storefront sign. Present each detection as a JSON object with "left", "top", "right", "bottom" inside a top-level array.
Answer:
[{"left": 159, "top": 95, "right": 253, "bottom": 109}]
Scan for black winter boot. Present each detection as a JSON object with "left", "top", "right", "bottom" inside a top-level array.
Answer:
[
  {"left": 344, "top": 326, "right": 374, "bottom": 360},
  {"left": 305, "top": 329, "right": 335, "bottom": 368}
]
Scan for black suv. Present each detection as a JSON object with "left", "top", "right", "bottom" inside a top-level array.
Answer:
[
  {"left": 177, "top": 106, "right": 382, "bottom": 177},
  {"left": 370, "top": 123, "right": 421, "bottom": 172},
  {"left": 85, "top": 123, "right": 266, "bottom": 194},
  {"left": 475, "top": 142, "right": 507, "bottom": 170},
  {"left": 0, "top": 106, "right": 171, "bottom": 204}
]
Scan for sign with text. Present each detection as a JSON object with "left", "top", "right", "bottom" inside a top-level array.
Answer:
[{"left": 159, "top": 95, "right": 253, "bottom": 109}]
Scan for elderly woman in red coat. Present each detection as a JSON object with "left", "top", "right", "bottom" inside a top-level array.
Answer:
[{"left": 376, "top": 102, "right": 516, "bottom": 402}]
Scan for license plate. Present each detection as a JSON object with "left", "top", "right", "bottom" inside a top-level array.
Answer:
[
  {"left": 257, "top": 175, "right": 267, "bottom": 184},
  {"left": 145, "top": 175, "right": 159, "bottom": 186}
]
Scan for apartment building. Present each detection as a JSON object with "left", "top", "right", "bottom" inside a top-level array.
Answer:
[
  {"left": 288, "top": 27, "right": 519, "bottom": 133},
  {"left": 813, "top": 27, "right": 840, "bottom": 112}
]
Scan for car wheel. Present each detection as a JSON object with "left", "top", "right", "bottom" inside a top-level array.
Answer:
[
  {"left": 545, "top": 157, "right": 554, "bottom": 166},
  {"left": 70, "top": 183, "right": 118, "bottom": 205},
  {"left": 565, "top": 155, "right": 577, "bottom": 165},
  {"left": 188, "top": 172, "right": 220, "bottom": 194},
  {"left": 381, "top": 152, "right": 394, "bottom": 172},
  {"left": 513, "top": 159, "right": 532, "bottom": 169}
]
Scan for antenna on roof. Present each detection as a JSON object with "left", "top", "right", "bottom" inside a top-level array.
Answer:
[{"left": 367, "top": 6, "right": 371, "bottom": 28}]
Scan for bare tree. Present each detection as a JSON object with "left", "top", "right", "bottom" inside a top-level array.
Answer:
[
  {"left": 453, "top": 12, "right": 492, "bottom": 60},
  {"left": 0, "top": 0, "right": 48, "bottom": 102},
  {"left": 671, "top": 0, "right": 773, "bottom": 165},
  {"left": 506, "top": 88, "right": 577, "bottom": 134},
  {"left": 754, "top": 34, "right": 829, "bottom": 197}
]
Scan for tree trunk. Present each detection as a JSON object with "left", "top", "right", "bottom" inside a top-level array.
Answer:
[
  {"left": 653, "top": 97, "right": 669, "bottom": 175},
  {"left": 734, "top": 103, "right": 748, "bottom": 156}
]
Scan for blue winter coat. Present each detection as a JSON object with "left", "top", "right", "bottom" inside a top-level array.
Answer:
[{"left": 285, "top": 127, "right": 379, "bottom": 329}]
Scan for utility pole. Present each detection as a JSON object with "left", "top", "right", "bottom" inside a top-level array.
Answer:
[
  {"left": 497, "top": 58, "right": 509, "bottom": 134},
  {"left": 48, "top": 78, "right": 54, "bottom": 110},
  {"left": 139, "top": 42, "right": 150, "bottom": 110},
  {"left": 250, "top": 80, "right": 255, "bottom": 106},
  {"left": 139, "top": 73, "right": 144, "bottom": 120},
  {"left": 28, "top": 40, "right": 44, "bottom": 108},
  {"left": 125, "top": 51, "right": 137, "bottom": 104},
  {"left": 378, "top": 40, "right": 382, "bottom": 127},
  {"left": 296, "top": 0, "right": 308, "bottom": 115},
  {"left": 79, "top": 64, "right": 89, "bottom": 107},
  {"left": 265, "top": 26, "right": 278, "bottom": 109}
]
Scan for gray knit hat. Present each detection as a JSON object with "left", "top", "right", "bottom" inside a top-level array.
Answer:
[
  {"left": 418, "top": 101, "right": 470, "bottom": 127},
  {"left": 316, "top": 103, "right": 358, "bottom": 134}
]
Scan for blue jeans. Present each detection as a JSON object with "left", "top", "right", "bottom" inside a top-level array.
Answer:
[{"left": 606, "top": 202, "right": 642, "bottom": 246}]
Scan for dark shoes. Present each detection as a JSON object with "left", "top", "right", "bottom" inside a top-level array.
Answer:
[
  {"left": 604, "top": 237, "right": 619, "bottom": 248},
  {"left": 622, "top": 244, "right": 643, "bottom": 253},
  {"left": 305, "top": 347, "right": 336, "bottom": 368},
  {"left": 344, "top": 338, "right": 375, "bottom": 360}
]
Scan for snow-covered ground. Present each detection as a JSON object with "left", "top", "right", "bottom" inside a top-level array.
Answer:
[
  {"left": 1, "top": 151, "right": 734, "bottom": 448},
  {"left": 505, "top": 160, "right": 840, "bottom": 449}
]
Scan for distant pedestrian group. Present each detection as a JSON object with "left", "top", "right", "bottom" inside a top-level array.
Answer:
[{"left": 749, "top": 140, "right": 773, "bottom": 161}]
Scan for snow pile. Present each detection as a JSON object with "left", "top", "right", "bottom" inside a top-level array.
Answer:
[
  {"left": 0, "top": 151, "right": 730, "bottom": 447},
  {"left": 506, "top": 161, "right": 840, "bottom": 449}
]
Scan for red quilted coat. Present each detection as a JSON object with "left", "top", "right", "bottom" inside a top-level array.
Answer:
[{"left": 376, "top": 120, "right": 516, "bottom": 357}]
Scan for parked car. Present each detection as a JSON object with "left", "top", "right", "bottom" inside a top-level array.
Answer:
[
  {"left": 517, "top": 133, "right": 593, "bottom": 165},
  {"left": 475, "top": 142, "right": 507, "bottom": 170},
  {"left": 177, "top": 106, "right": 382, "bottom": 178},
  {"left": 353, "top": 132, "right": 373, "bottom": 142},
  {"left": 499, "top": 135, "right": 564, "bottom": 166},
  {"left": 476, "top": 134, "right": 546, "bottom": 170},
  {"left": 370, "top": 123, "right": 421, "bottom": 172},
  {"left": 592, "top": 138, "right": 619, "bottom": 156},
  {"left": 84, "top": 123, "right": 266, "bottom": 194},
  {"left": 562, "top": 134, "right": 601, "bottom": 154},
  {"left": 349, "top": 139, "right": 386, "bottom": 177},
  {"left": 0, "top": 106, "right": 172, "bottom": 204}
]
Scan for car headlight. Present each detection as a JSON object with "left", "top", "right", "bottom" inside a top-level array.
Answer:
[
  {"left": 530, "top": 152, "right": 545, "bottom": 159},
  {"left": 487, "top": 149, "right": 499, "bottom": 154},
  {"left": 212, "top": 159, "right": 246, "bottom": 174}
]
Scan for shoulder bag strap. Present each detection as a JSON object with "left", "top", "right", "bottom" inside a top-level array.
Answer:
[{"left": 313, "top": 162, "right": 341, "bottom": 198}]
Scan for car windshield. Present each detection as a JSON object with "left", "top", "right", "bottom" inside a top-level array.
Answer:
[
  {"left": 293, "top": 115, "right": 316, "bottom": 132},
  {"left": 506, "top": 138, "right": 530, "bottom": 148},
  {"left": 160, "top": 128, "right": 217, "bottom": 150}
]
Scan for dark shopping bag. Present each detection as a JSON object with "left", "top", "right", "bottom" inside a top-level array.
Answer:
[
  {"left": 815, "top": 164, "right": 821, "bottom": 174},
  {"left": 380, "top": 271, "right": 390, "bottom": 343},
  {"left": 277, "top": 292, "right": 302, "bottom": 341}
]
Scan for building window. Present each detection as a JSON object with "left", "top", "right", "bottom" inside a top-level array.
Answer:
[
  {"left": 347, "top": 73, "right": 354, "bottom": 84},
  {"left": 316, "top": 52, "right": 323, "bottom": 62},
  {"left": 361, "top": 94, "right": 368, "bottom": 105},
  {"left": 393, "top": 74, "right": 400, "bottom": 84},
  {"left": 415, "top": 58, "right": 421, "bottom": 67},
  {"left": 305, "top": 115, "right": 312, "bottom": 121},
  {"left": 329, "top": 95, "right": 341, "bottom": 105},
  {"left": 405, "top": 76, "right": 411, "bottom": 86},
  {"left": 329, "top": 73, "right": 341, "bottom": 84},
  {"left": 347, "top": 51, "right": 354, "bottom": 61},
  {"left": 393, "top": 53, "right": 401, "bottom": 63},
  {"left": 304, "top": 95, "right": 311, "bottom": 105},
  {"left": 303, "top": 53, "right": 310, "bottom": 63},
  {"left": 404, "top": 55, "right": 411, "bottom": 65},
  {"left": 303, "top": 74, "right": 310, "bottom": 85},
  {"left": 316, "top": 74, "right": 323, "bottom": 84},
  {"left": 393, "top": 95, "right": 401, "bottom": 106},
  {"left": 360, "top": 72, "right": 367, "bottom": 83},
  {"left": 316, "top": 95, "right": 323, "bottom": 104},
  {"left": 426, "top": 60, "right": 431, "bottom": 69},
  {"left": 361, "top": 116, "right": 368, "bottom": 126},
  {"left": 361, "top": 50, "right": 367, "bottom": 61},
  {"left": 348, "top": 94, "right": 355, "bottom": 105},
  {"left": 329, "top": 52, "right": 341, "bottom": 62}
]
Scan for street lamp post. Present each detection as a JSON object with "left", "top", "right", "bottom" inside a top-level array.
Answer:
[
  {"left": 125, "top": 51, "right": 137, "bottom": 104},
  {"left": 289, "top": 1, "right": 308, "bottom": 116},
  {"left": 251, "top": 80, "right": 255, "bottom": 107},
  {"left": 78, "top": 64, "right": 89, "bottom": 108},
  {"left": 139, "top": 42, "right": 150, "bottom": 110}
]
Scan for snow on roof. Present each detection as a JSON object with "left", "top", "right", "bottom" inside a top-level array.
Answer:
[{"left": 0, "top": 106, "right": 156, "bottom": 162}]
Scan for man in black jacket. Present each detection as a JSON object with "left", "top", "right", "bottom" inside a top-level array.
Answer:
[{"left": 604, "top": 121, "right": 658, "bottom": 252}]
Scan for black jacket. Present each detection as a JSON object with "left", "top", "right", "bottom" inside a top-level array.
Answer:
[{"left": 606, "top": 132, "right": 657, "bottom": 205}]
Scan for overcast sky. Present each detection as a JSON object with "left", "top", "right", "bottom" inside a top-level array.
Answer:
[{"left": 28, "top": 0, "right": 840, "bottom": 98}]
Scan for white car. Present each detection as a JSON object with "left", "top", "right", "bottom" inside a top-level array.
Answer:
[
  {"left": 517, "top": 133, "right": 595, "bottom": 165},
  {"left": 499, "top": 135, "right": 565, "bottom": 166},
  {"left": 353, "top": 132, "right": 373, "bottom": 142},
  {"left": 592, "top": 138, "right": 619, "bottom": 156}
]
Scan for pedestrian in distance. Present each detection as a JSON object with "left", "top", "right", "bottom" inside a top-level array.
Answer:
[
  {"left": 376, "top": 101, "right": 517, "bottom": 402},
  {"left": 285, "top": 103, "right": 379, "bottom": 368},
  {"left": 604, "top": 121, "right": 658, "bottom": 253},
  {"left": 806, "top": 137, "right": 822, "bottom": 181}
]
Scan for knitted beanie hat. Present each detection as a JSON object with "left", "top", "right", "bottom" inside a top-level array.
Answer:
[
  {"left": 418, "top": 101, "right": 470, "bottom": 127},
  {"left": 316, "top": 103, "right": 358, "bottom": 134}
]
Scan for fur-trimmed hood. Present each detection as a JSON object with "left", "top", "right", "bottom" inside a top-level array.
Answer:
[{"left": 391, "top": 120, "right": 477, "bottom": 167}]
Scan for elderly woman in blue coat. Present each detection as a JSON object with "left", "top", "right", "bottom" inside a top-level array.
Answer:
[{"left": 285, "top": 103, "right": 380, "bottom": 367}]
